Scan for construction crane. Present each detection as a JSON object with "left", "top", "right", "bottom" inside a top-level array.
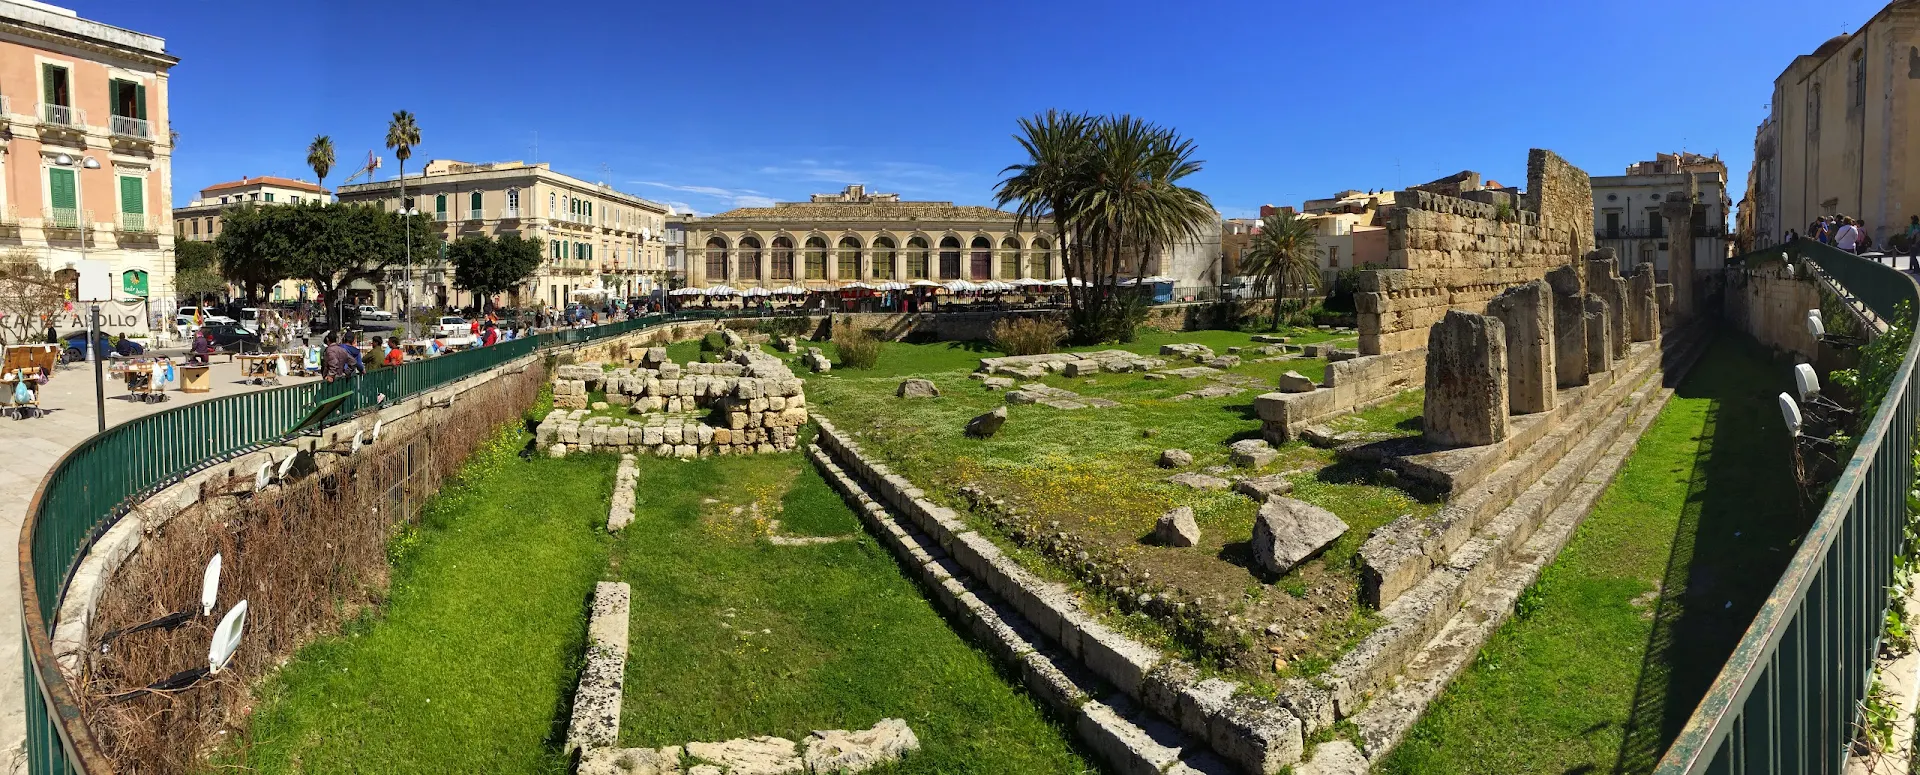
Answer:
[{"left": 337, "top": 151, "right": 382, "bottom": 187}]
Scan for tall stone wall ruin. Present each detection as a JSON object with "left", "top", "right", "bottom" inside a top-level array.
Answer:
[{"left": 1356, "top": 149, "right": 1595, "bottom": 355}]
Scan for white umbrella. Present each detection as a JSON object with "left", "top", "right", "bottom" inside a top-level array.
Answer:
[
  {"left": 742, "top": 287, "right": 772, "bottom": 297},
  {"left": 704, "top": 285, "right": 737, "bottom": 296},
  {"left": 909, "top": 279, "right": 943, "bottom": 288},
  {"left": 943, "top": 280, "right": 977, "bottom": 293},
  {"left": 875, "top": 281, "right": 910, "bottom": 291},
  {"left": 772, "top": 285, "right": 808, "bottom": 295},
  {"left": 669, "top": 287, "right": 700, "bottom": 296},
  {"left": 1013, "top": 277, "right": 1046, "bottom": 286},
  {"left": 842, "top": 281, "right": 872, "bottom": 290}
]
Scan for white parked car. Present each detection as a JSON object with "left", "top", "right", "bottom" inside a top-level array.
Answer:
[
  {"left": 435, "top": 316, "right": 470, "bottom": 338},
  {"left": 358, "top": 304, "right": 395, "bottom": 321}
]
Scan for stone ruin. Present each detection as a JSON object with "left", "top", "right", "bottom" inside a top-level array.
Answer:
[
  {"left": 540, "top": 346, "right": 808, "bottom": 457},
  {"left": 1423, "top": 309, "right": 1509, "bottom": 447}
]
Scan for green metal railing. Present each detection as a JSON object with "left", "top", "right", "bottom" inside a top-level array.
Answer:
[
  {"left": 16, "top": 310, "right": 734, "bottom": 775},
  {"left": 1657, "top": 239, "right": 1920, "bottom": 773}
]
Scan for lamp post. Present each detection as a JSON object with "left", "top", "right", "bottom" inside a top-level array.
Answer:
[
  {"left": 54, "top": 153, "right": 105, "bottom": 431},
  {"left": 401, "top": 205, "right": 417, "bottom": 337}
]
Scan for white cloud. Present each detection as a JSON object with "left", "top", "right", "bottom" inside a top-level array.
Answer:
[{"left": 733, "top": 195, "right": 776, "bottom": 209}]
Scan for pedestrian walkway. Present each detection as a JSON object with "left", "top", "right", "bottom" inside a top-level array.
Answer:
[{"left": 0, "top": 357, "right": 290, "bottom": 774}]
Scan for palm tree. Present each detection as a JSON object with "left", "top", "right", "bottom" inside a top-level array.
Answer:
[
  {"left": 386, "top": 110, "right": 421, "bottom": 326},
  {"left": 1240, "top": 211, "right": 1320, "bottom": 330},
  {"left": 995, "top": 110, "right": 1093, "bottom": 319},
  {"left": 1070, "top": 116, "right": 1216, "bottom": 340},
  {"left": 306, "top": 135, "right": 334, "bottom": 202}
]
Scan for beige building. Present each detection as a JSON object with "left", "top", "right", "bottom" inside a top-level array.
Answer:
[
  {"left": 686, "top": 185, "right": 1061, "bottom": 287},
  {"left": 1299, "top": 191, "right": 1392, "bottom": 278},
  {"left": 0, "top": 0, "right": 175, "bottom": 320},
  {"left": 1593, "top": 152, "right": 1730, "bottom": 276},
  {"left": 1745, "top": 1, "right": 1920, "bottom": 251},
  {"left": 335, "top": 159, "right": 670, "bottom": 310},
  {"left": 172, "top": 175, "right": 328, "bottom": 301}
]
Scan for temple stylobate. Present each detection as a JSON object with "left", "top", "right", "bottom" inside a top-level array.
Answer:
[{"left": 683, "top": 185, "right": 1063, "bottom": 288}]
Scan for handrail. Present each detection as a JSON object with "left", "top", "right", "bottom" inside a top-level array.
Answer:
[
  {"left": 1656, "top": 239, "right": 1920, "bottom": 773},
  {"left": 14, "top": 309, "right": 762, "bottom": 774}
]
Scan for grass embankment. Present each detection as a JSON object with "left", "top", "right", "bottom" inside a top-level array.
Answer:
[
  {"left": 238, "top": 430, "right": 615, "bottom": 774},
  {"left": 613, "top": 450, "right": 1090, "bottom": 773},
  {"left": 792, "top": 327, "right": 1436, "bottom": 688},
  {"left": 1378, "top": 335, "right": 1801, "bottom": 775}
]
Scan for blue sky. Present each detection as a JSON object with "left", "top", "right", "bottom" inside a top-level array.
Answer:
[{"left": 87, "top": 0, "right": 1886, "bottom": 218}]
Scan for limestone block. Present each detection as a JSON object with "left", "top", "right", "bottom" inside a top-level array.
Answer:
[
  {"left": 897, "top": 378, "right": 940, "bottom": 398},
  {"left": 1422, "top": 310, "right": 1508, "bottom": 447},
  {"left": 1546, "top": 265, "right": 1589, "bottom": 389},
  {"left": 966, "top": 407, "right": 1008, "bottom": 438},
  {"left": 1279, "top": 371, "right": 1317, "bottom": 393},
  {"left": 713, "top": 427, "right": 731, "bottom": 445},
  {"left": 1158, "top": 449, "right": 1193, "bottom": 468},
  {"left": 664, "top": 424, "right": 683, "bottom": 444},
  {"left": 1251, "top": 498, "right": 1349, "bottom": 574},
  {"left": 1485, "top": 280, "right": 1555, "bottom": 415},
  {"left": 1062, "top": 360, "right": 1103, "bottom": 378},
  {"left": 1628, "top": 263, "right": 1658, "bottom": 342},
  {"left": 1229, "top": 438, "right": 1278, "bottom": 468},
  {"left": 1583, "top": 294, "right": 1612, "bottom": 375}
]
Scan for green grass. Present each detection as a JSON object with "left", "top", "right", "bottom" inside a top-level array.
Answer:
[
  {"left": 237, "top": 431, "right": 615, "bottom": 774},
  {"left": 793, "top": 329, "right": 1428, "bottom": 689},
  {"left": 613, "top": 450, "right": 1089, "bottom": 773},
  {"left": 1377, "top": 334, "right": 1801, "bottom": 775},
  {"left": 1326, "top": 388, "right": 1424, "bottom": 438}
]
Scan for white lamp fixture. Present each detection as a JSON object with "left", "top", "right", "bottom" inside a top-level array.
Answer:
[
  {"left": 1793, "top": 363, "right": 1820, "bottom": 402},
  {"left": 1778, "top": 393, "right": 1803, "bottom": 437},
  {"left": 207, "top": 600, "right": 247, "bottom": 674},
  {"left": 201, "top": 554, "right": 222, "bottom": 616},
  {"left": 1806, "top": 311, "right": 1825, "bottom": 338}
]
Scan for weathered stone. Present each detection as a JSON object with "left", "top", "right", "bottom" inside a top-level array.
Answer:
[
  {"left": 1160, "top": 342, "right": 1216, "bottom": 362},
  {"left": 1583, "top": 293, "right": 1612, "bottom": 375},
  {"left": 684, "top": 736, "right": 800, "bottom": 775},
  {"left": 1153, "top": 506, "right": 1202, "bottom": 547},
  {"left": 1546, "top": 265, "right": 1589, "bottom": 388},
  {"left": 1327, "top": 349, "right": 1361, "bottom": 363},
  {"left": 1485, "top": 280, "right": 1555, "bottom": 415},
  {"left": 1167, "top": 472, "right": 1231, "bottom": 490},
  {"left": 1422, "top": 309, "right": 1508, "bottom": 447},
  {"left": 1005, "top": 390, "right": 1039, "bottom": 405},
  {"left": 1229, "top": 438, "right": 1279, "bottom": 468},
  {"left": 1158, "top": 449, "right": 1194, "bottom": 468},
  {"left": 1278, "top": 371, "right": 1317, "bottom": 393},
  {"left": 801, "top": 719, "right": 920, "bottom": 773},
  {"left": 1295, "top": 740, "right": 1368, "bottom": 775},
  {"left": 1234, "top": 474, "right": 1294, "bottom": 503},
  {"left": 896, "top": 378, "right": 940, "bottom": 398},
  {"left": 1251, "top": 497, "right": 1349, "bottom": 574},
  {"left": 578, "top": 746, "right": 684, "bottom": 775},
  {"left": 1062, "top": 360, "right": 1104, "bottom": 378},
  {"left": 1628, "top": 263, "right": 1658, "bottom": 342},
  {"left": 1205, "top": 355, "right": 1242, "bottom": 369},
  {"left": 1662, "top": 196, "right": 1696, "bottom": 319},
  {"left": 965, "top": 406, "right": 1008, "bottom": 438},
  {"left": 982, "top": 376, "right": 1015, "bottom": 390}
]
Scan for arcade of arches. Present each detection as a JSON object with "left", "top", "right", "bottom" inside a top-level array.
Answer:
[{"left": 692, "top": 230, "right": 1060, "bottom": 287}]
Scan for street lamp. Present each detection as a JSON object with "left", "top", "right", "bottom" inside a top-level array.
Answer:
[
  {"left": 400, "top": 205, "right": 417, "bottom": 337},
  {"left": 53, "top": 154, "right": 105, "bottom": 431}
]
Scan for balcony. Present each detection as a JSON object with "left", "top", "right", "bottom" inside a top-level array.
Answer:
[
  {"left": 435, "top": 211, "right": 451, "bottom": 222},
  {"left": 117, "top": 212, "right": 155, "bottom": 233},
  {"left": 44, "top": 207, "right": 87, "bottom": 233},
  {"left": 109, "top": 114, "right": 150, "bottom": 140},
  {"left": 37, "top": 103, "right": 82, "bottom": 129},
  {"left": 468, "top": 209, "right": 483, "bottom": 222},
  {"left": 500, "top": 207, "right": 521, "bottom": 220}
]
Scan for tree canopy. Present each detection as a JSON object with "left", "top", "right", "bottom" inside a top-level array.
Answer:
[
  {"left": 1239, "top": 211, "right": 1321, "bottom": 329},
  {"left": 448, "top": 232, "right": 543, "bottom": 311},
  {"left": 995, "top": 111, "right": 1215, "bottom": 343},
  {"left": 213, "top": 202, "right": 439, "bottom": 317}
]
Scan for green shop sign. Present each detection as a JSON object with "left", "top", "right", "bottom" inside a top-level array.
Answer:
[{"left": 121, "top": 269, "right": 149, "bottom": 297}]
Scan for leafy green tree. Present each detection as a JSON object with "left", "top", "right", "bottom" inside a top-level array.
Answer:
[
  {"left": 213, "top": 204, "right": 293, "bottom": 301},
  {"left": 996, "top": 112, "right": 1215, "bottom": 343},
  {"left": 173, "top": 240, "right": 225, "bottom": 302},
  {"left": 213, "top": 203, "right": 439, "bottom": 326},
  {"left": 448, "top": 233, "right": 543, "bottom": 313},
  {"left": 1239, "top": 211, "right": 1321, "bottom": 329},
  {"left": 307, "top": 134, "right": 334, "bottom": 200}
]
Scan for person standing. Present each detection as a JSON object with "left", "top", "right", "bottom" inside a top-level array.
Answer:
[
  {"left": 1836, "top": 216, "right": 1860, "bottom": 253},
  {"left": 340, "top": 333, "right": 365, "bottom": 375},
  {"left": 1904, "top": 215, "right": 1920, "bottom": 271},
  {"left": 384, "top": 336, "right": 404, "bottom": 366},
  {"left": 320, "top": 333, "right": 351, "bottom": 383}
]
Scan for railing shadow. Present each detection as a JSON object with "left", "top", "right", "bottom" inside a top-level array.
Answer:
[{"left": 1611, "top": 334, "right": 1801, "bottom": 774}]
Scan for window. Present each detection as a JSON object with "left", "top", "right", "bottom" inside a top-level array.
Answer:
[
  {"left": 837, "top": 237, "right": 861, "bottom": 280},
  {"left": 1808, "top": 83, "right": 1822, "bottom": 139},
  {"left": 263, "top": 193, "right": 274, "bottom": 202},
  {"left": 47, "top": 167, "right": 75, "bottom": 225},
  {"left": 872, "top": 237, "right": 896, "bottom": 280},
  {"left": 291, "top": 195, "right": 301, "bottom": 204},
  {"left": 1646, "top": 209, "right": 1664, "bottom": 237},
  {"left": 470, "top": 190, "right": 482, "bottom": 217},
  {"left": 805, "top": 237, "right": 828, "bottom": 279},
  {"left": 1851, "top": 49, "right": 1867, "bottom": 112},
  {"left": 191, "top": 219, "right": 199, "bottom": 236},
  {"left": 507, "top": 188, "right": 520, "bottom": 211},
  {"left": 107, "top": 78, "right": 147, "bottom": 120},
  {"left": 907, "top": 237, "right": 930, "bottom": 279},
  {"left": 771, "top": 236, "right": 794, "bottom": 279},
  {"left": 41, "top": 63, "right": 69, "bottom": 107},
  {"left": 939, "top": 236, "right": 962, "bottom": 279},
  {"left": 1029, "top": 238, "right": 1051, "bottom": 279},
  {"left": 549, "top": 192, "right": 556, "bottom": 217},
  {"left": 706, "top": 236, "right": 729, "bottom": 279},
  {"left": 434, "top": 194, "right": 446, "bottom": 216},
  {"left": 119, "top": 175, "right": 143, "bottom": 216},
  {"left": 739, "top": 236, "right": 762, "bottom": 280},
  {"left": 999, "top": 237, "right": 1021, "bottom": 278},
  {"left": 220, "top": 196, "right": 228, "bottom": 205}
]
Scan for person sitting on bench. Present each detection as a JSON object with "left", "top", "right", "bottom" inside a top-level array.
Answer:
[{"left": 187, "top": 328, "right": 211, "bottom": 366}]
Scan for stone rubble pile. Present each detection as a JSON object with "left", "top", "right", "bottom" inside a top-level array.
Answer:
[
  {"left": 976, "top": 349, "right": 1160, "bottom": 379},
  {"left": 577, "top": 719, "right": 920, "bottom": 775},
  {"left": 801, "top": 347, "right": 832, "bottom": 373},
  {"left": 1003, "top": 383, "right": 1119, "bottom": 410},
  {"left": 1159, "top": 342, "right": 1215, "bottom": 362},
  {"left": 539, "top": 349, "right": 807, "bottom": 456}
]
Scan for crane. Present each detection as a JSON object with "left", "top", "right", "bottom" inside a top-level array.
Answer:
[{"left": 337, "top": 151, "right": 382, "bottom": 187}]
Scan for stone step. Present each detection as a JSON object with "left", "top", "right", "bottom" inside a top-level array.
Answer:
[
  {"left": 806, "top": 444, "right": 1233, "bottom": 775},
  {"left": 1285, "top": 327, "right": 1712, "bottom": 737},
  {"left": 1347, "top": 331, "right": 1704, "bottom": 762},
  {"left": 1358, "top": 325, "right": 1708, "bottom": 609}
]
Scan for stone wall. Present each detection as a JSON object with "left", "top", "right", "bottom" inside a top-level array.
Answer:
[
  {"left": 1356, "top": 149, "right": 1594, "bottom": 355},
  {"left": 1254, "top": 347, "right": 1427, "bottom": 443},
  {"left": 540, "top": 347, "right": 807, "bottom": 457},
  {"left": 1724, "top": 259, "right": 1823, "bottom": 362}
]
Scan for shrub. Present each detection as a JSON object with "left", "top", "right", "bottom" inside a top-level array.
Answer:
[
  {"left": 990, "top": 316, "right": 1067, "bottom": 356},
  {"left": 755, "top": 317, "right": 812, "bottom": 337},
  {"left": 833, "top": 328, "right": 883, "bottom": 369}
]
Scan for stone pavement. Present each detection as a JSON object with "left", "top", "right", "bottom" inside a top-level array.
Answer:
[{"left": 0, "top": 357, "right": 288, "bottom": 773}]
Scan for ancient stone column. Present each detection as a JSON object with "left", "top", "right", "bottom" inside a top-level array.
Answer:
[
  {"left": 1486, "top": 280, "right": 1555, "bottom": 414},
  {"left": 1661, "top": 195, "right": 1696, "bottom": 320},
  {"left": 1628, "top": 264, "right": 1658, "bottom": 342},
  {"left": 1423, "top": 309, "right": 1509, "bottom": 447},
  {"left": 1583, "top": 294, "right": 1612, "bottom": 375},
  {"left": 1545, "top": 265, "right": 1588, "bottom": 388},
  {"left": 1586, "top": 251, "right": 1628, "bottom": 360}
]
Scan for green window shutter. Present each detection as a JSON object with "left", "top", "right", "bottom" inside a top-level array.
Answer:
[
  {"left": 135, "top": 83, "right": 147, "bottom": 119},
  {"left": 48, "top": 168, "right": 75, "bottom": 209},
  {"left": 470, "top": 191, "right": 481, "bottom": 211},
  {"left": 119, "top": 176, "right": 143, "bottom": 214},
  {"left": 435, "top": 194, "right": 446, "bottom": 213},
  {"left": 42, "top": 64, "right": 58, "bottom": 105},
  {"left": 107, "top": 79, "right": 120, "bottom": 115}
]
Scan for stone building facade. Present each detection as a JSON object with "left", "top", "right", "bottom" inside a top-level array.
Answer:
[
  {"left": 1354, "top": 149, "right": 1595, "bottom": 355},
  {"left": 336, "top": 159, "right": 670, "bottom": 310},
  {"left": 172, "top": 175, "right": 328, "bottom": 301},
  {"left": 1592, "top": 152, "right": 1731, "bottom": 276}
]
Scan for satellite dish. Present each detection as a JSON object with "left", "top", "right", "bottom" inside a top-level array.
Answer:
[
  {"left": 208, "top": 600, "right": 247, "bottom": 674},
  {"left": 1793, "top": 363, "right": 1820, "bottom": 401},
  {"left": 201, "top": 554, "right": 222, "bottom": 616},
  {"left": 350, "top": 430, "right": 363, "bottom": 454},
  {"left": 1779, "top": 393, "right": 1803, "bottom": 437},
  {"left": 1806, "top": 311, "right": 1825, "bottom": 338},
  {"left": 371, "top": 419, "right": 384, "bottom": 443},
  {"left": 254, "top": 462, "right": 273, "bottom": 491},
  {"left": 277, "top": 453, "right": 296, "bottom": 478}
]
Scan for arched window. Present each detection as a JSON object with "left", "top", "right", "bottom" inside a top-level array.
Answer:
[
  {"left": 705, "top": 236, "right": 729, "bottom": 280},
  {"left": 804, "top": 236, "right": 828, "bottom": 279},
  {"left": 907, "top": 237, "right": 930, "bottom": 279},
  {"left": 548, "top": 192, "right": 556, "bottom": 217},
  {"left": 837, "top": 236, "right": 862, "bottom": 280},
  {"left": 434, "top": 194, "right": 447, "bottom": 217},
  {"left": 969, "top": 236, "right": 992, "bottom": 281},
  {"left": 772, "top": 236, "right": 795, "bottom": 280},
  {"left": 1029, "top": 237, "right": 1052, "bottom": 279},
  {"left": 999, "top": 237, "right": 1021, "bottom": 278},
  {"left": 469, "top": 190, "right": 482, "bottom": 218},
  {"left": 507, "top": 188, "right": 520, "bottom": 214},
  {"left": 739, "top": 236, "right": 762, "bottom": 281},
  {"left": 938, "top": 236, "right": 962, "bottom": 279},
  {"left": 871, "top": 237, "right": 896, "bottom": 280}
]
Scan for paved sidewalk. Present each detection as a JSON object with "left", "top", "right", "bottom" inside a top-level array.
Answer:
[{"left": 1, "top": 358, "right": 294, "bottom": 773}]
